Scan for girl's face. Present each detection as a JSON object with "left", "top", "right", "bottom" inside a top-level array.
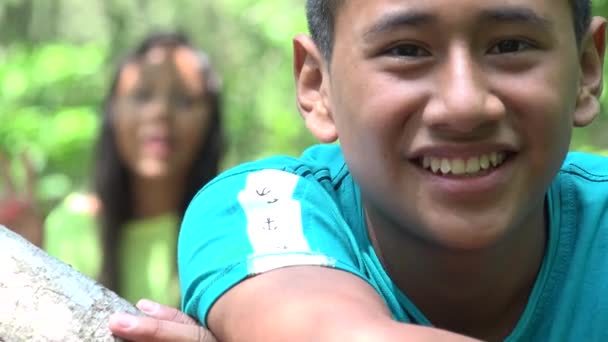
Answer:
[{"left": 112, "top": 45, "right": 211, "bottom": 180}]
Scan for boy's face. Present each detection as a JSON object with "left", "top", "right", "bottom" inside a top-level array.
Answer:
[{"left": 295, "top": 0, "right": 605, "bottom": 249}]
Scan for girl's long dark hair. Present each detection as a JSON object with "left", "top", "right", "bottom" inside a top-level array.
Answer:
[{"left": 95, "top": 32, "right": 224, "bottom": 291}]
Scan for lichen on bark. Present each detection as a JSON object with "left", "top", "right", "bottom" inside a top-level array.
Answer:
[{"left": 0, "top": 225, "right": 142, "bottom": 341}]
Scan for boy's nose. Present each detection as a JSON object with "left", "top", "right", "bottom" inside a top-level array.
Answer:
[{"left": 423, "top": 48, "right": 505, "bottom": 134}]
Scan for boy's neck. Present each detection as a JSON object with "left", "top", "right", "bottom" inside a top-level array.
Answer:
[{"left": 365, "top": 202, "right": 547, "bottom": 341}]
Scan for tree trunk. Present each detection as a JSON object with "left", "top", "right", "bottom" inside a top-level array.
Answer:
[{"left": 0, "top": 225, "right": 141, "bottom": 341}]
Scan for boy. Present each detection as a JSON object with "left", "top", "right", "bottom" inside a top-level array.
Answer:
[{"left": 110, "top": 0, "right": 608, "bottom": 340}]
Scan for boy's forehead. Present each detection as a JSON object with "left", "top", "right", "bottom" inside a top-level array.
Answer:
[
  {"left": 334, "top": 0, "right": 568, "bottom": 33},
  {"left": 338, "top": 0, "right": 559, "bottom": 12}
]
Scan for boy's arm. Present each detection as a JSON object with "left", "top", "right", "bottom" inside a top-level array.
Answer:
[
  {"left": 208, "top": 266, "right": 479, "bottom": 342},
  {"left": 175, "top": 169, "right": 478, "bottom": 341}
]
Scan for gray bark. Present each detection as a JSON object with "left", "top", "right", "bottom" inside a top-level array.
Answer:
[{"left": 0, "top": 225, "right": 142, "bottom": 341}]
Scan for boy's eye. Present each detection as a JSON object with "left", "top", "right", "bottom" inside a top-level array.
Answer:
[
  {"left": 488, "top": 39, "right": 533, "bottom": 54},
  {"left": 386, "top": 44, "right": 431, "bottom": 58}
]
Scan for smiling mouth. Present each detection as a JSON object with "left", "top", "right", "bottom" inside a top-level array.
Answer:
[{"left": 416, "top": 152, "right": 514, "bottom": 177}]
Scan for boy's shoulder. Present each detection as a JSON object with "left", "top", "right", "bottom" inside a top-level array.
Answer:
[
  {"left": 559, "top": 151, "right": 608, "bottom": 184},
  {"left": 553, "top": 151, "right": 608, "bottom": 220},
  {"left": 207, "top": 144, "right": 349, "bottom": 190}
]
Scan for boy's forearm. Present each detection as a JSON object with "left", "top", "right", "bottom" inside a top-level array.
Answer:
[
  {"left": 226, "top": 310, "right": 479, "bottom": 342},
  {"left": 206, "top": 266, "right": 482, "bottom": 342},
  {"left": 345, "top": 319, "right": 481, "bottom": 342}
]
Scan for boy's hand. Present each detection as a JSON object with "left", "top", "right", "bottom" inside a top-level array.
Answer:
[
  {"left": 0, "top": 151, "right": 43, "bottom": 246},
  {"left": 109, "top": 299, "right": 217, "bottom": 342}
]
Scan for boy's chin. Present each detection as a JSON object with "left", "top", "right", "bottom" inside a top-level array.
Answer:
[{"left": 418, "top": 215, "right": 519, "bottom": 252}]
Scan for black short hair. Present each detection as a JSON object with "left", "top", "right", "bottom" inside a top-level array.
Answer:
[
  {"left": 96, "top": 32, "right": 225, "bottom": 292},
  {"left": 306, "top": 0, "right": 592, "bottom": 62}
]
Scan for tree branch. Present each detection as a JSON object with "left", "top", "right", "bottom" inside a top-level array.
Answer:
[{"left": 0, "top": 225, "right": 141, "bottom": 341}]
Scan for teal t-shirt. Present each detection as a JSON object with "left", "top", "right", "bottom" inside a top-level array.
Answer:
[{"left": 178, "top": 144, "right": 608, "bottom": 340}]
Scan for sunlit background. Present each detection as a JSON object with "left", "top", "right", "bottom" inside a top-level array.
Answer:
[{"left": 1, "top": 0, "right": 607, "bottom": 211}]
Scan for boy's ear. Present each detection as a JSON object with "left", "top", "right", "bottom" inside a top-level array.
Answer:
[
  {"left": 293, "top": 34, "right": 338, "bottom": 143},
  {"left": 574, "top": 16, "right": 607, "bottom": 127}
]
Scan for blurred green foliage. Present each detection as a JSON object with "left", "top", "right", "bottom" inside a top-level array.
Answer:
[
  {"left": 0, "top": 0, "right": 607, "bottom": 209},
  {"left": 0, "top": 44, "right": 103, "bottom": 206},
  {"left": 0, "top": 0, "right": 317, "bottom": 208}
]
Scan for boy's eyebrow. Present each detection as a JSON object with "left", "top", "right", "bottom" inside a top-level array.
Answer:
[
  {"left": 363, "top": 11, "right": 434, "bottom": 38},
  {"left": 362, "top": 6, "right": 553, "bottom": 39},
  {"left": 480, "top": 6, "right": 553, "bottom": 28}
]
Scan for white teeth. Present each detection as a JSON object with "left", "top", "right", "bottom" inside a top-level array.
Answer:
[
  {"left": 423, "top": 156, "right": 431, "bottom": 169},
  {"left": 451, "top": 159, "right": 466, "bottom": 175},
  {"left": 440, "top": 159, "right": 451, "bottom": 174},
  {"left": 466, "top": 157, "right": 480, "bottom": 173},
  {"left": 479, "top": 154, "right": 490, "bottom": 170},
  {"left": 490, "top": 152, "right": 498, "bottom": 167},
  {"left": 431, "top": 158, "right": 441, "bottom": 173},
  {"left": 421, "top": 152, "right": 507, "bottom": 176}
]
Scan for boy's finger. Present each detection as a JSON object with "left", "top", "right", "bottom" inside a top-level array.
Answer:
[
  {"left": 136, "top": 299, "right": 199, "bottom": 325},
  {"left": 108, "top": 313, "right": 217, "bottom": 342}
]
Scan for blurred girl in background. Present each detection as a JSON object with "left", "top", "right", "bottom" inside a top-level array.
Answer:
[{"left": 43, "top": 32, "right": 224, "bottom": 306}]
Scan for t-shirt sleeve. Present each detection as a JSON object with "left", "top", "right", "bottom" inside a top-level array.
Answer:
[{"left": 178, "top": 168, "right": 365, "bottom": 327}]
